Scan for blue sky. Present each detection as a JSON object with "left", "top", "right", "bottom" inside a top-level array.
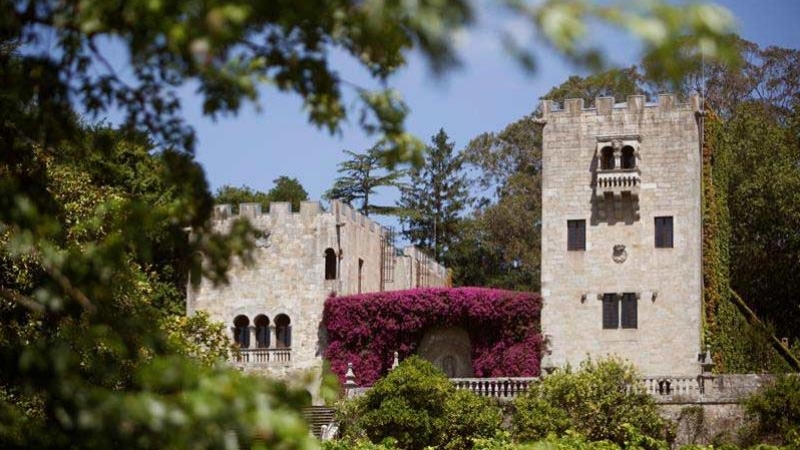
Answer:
[{"left": 182, "top": 0, "right": 799, "bottom": 210}]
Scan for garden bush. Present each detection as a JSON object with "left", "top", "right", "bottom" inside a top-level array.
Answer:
[
  {"left": 512, "top": 357, "right": 671, "bottom": 448},
  {"left": 344, "top": 356, "right": 502, "bottom": 450},
  {"left": 744, "top": 375, "right": 800, "bottom": 447},
  {"left": 324, "top": 287, "right": 542, "bottom": 385}
]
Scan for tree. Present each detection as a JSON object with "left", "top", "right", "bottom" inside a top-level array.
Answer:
[
  {"left": 723, "top": 102, "right": 800, "bottom": 343},
  {"left": 267, "top": 176, "right": 309, "bottom": 212},
  {"left": 513, "top": 358, "right": 671, "bottom": 447},
  {"left": 325, "top": 146, "right": 404, "bottom": 216},
  {"left": 214, "top": 177, "right": 308, "bottom": 212},
  {"left": 0, "top": 1, "right": 741, "bottom": 448},
  {"left": 541, "top": 67, "right": 646, "bottom": 106},
  {"left": 453, "top": 116, "right": 543, "bottom": 290},
  {"left": 214, "top": 184, "right": 271, "bottom": 213},
  {"left": 347, "top": 356, "right": 501, "bottom": 450},
  {"left": 398, "top": 129, "right": 469, "bottom": 263}
]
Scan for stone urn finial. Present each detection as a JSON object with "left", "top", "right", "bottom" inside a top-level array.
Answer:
[{"left": 344, "top": 362, "right": 357, "bottom": 388}]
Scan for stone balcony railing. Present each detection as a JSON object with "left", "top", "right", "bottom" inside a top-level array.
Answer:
[
  {"left": 451, "top": 377, "right": 539, "bottom": 399},
  {"left": 637, "top": 376, "right": 700, "bottom": 398},
  {"left": 596, "top": 169, "right": 640, "bottom": 197},
  {"left": 234, "top": 348, "right": 291, "bottom": 365}
]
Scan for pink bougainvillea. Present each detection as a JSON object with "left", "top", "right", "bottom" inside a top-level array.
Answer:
[{"left": 323, "top": 287, "right": 542, "bottom": 386}]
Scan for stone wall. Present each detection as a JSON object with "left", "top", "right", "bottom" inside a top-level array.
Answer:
[
  {"left": 540, "top": 94, "right": 704, "bottom": 376},
  {"left": 187, "top": 200, "right": 447, "bottom": 402}
]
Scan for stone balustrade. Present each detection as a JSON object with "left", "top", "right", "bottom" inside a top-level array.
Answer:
[
  {"left": 451, "top": 377, "right": 539, "bottom": 399},
  {"left": 341, "top": 373, "right": 773, "bottom": 404},
  {"left": 234, "top": 348, "right": 291, "bottom": 364},
  {"left": 596, "top": 169, "right": 640, "bottom": 196},
  {"left": 637, "top": 376, "right": 700, "bottom": 397}
]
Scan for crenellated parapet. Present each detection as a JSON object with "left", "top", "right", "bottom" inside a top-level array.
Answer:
[
  {"left": 540, "top": 93, "right": 701, "bottom": 119},
  {"left": 211, "top": 200, "right": 392, "bottom": 240}
]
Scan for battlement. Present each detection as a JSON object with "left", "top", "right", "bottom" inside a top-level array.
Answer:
[
  {"left": 212, "top": 200, "right": 390, "bottom": 238},
  {"left": 541, "top": 94, "right": 701, "bottom": 118}
]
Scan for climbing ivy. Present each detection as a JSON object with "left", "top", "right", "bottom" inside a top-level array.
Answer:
[
  {"left": 701, "top": 110, "right": 795, "bottom": 373},
  {"left": 323, "top": 287, "right": 542, "bottom": 385}
]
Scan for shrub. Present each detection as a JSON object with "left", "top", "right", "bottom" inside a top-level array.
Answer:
[
  {"left": 443, "top": 390, "right": 504, "bottom": 450},
  {"left": 348, "top": 356, "right": 502, "bottom": 450},
  {"left": 512, "top": 357, "right": 671, "bottom": 448},
  {"left": 744, "top": 375, "right": 800, "bottom": 446}
]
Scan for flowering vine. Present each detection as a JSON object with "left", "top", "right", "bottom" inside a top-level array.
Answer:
[{"left": 323, "top": 287, "right": 542, "bottom": 385}]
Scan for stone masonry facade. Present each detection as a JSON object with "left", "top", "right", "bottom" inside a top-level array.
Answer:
[
  {"left": 540, "top": 94, "right": 704, "bottom": 376},
  {"left": 187, "top": 200, "right": 448, "bottom": 401}
]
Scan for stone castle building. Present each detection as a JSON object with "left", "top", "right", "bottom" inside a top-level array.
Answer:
[
  {"left": 540, "top": 94, "right": 704, "bottom": 376},
  {"left": 187, "top": 200, "right": 448, "bottom": 398}
]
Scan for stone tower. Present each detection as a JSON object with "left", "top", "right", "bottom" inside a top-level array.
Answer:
[{"left": 540, "top": 94, "right": 703, "bottom": 376}]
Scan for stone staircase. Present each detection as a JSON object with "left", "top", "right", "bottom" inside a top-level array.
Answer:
[{"left": 302, "top": 406, "right": 336, "bottom": 439}]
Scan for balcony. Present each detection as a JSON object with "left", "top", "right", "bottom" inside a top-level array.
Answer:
[
  {"left": 234, "top": 348, "right": 291, "bottom": 365},
  {"left": 596, "top": 169, "right": 640, "bottom": 198}
]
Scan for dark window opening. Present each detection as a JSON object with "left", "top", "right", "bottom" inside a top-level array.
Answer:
[
  {"left": 567, "top": 220, "right": 586, "bottom": 251},
  {"left": 602, "top": 293, "right": 638, "bottom": 329},
  {"left": 655, "top": 216, "right": 674, "bottom": 248},
  {"left": 622, "top": 146, "right": 636, "bottom": 169},
  {"left": 233, "top": 315, "right": 250, "bottom": 348},
  {"left": 621, "top": 293, "right": 638, "bottom": 329},
  {"left": 254, "top": 314, "right": 270, "bottom": 348},
  {"left": 358, "top": 258, "right": 364, "bottom": 294},
  {"left": 601, "top": 146, "right": 615, "bottom": 170},
  {"left": 275, "top": 314, "right": 291, "bottom": 348},
  {"left": 324, "top": 248, "right": 337, "bottom": 280},
  {"left": 602, "top": 294, "right": 619, "bottom": 329}
]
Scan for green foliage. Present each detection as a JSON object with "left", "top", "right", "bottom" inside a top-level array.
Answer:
[
  {"left": 398, "top": 129, "right": 470, "bottom": 263},
  {"left": 323, "top": 437, "right": 398, "bottom": 450},
  {"left": 455, "top": 115, "right": 543, "bottom": 291},
  {"left": 268, "top": 176, "right": 310, "bottom": 212},
  {"left": 541, "top": 67, "right": 645, "bottom": 105},
  {"left": 744, "top": 376, "right": 800, "bottom": 446},
  {"left": 325, "top": 145, "right": 404, "bottom": 216},
  {"left": 163, "top": 310, "right": 236, "bottom": 367},
  {"left": 214, "top": 185, "right": 272, "bottom": 213},
  {"left": 703, "top": 100, "right": 800, "bottom": 373},
  {"left": 214, "top": 176, "right": 308, "bottom": 213},
  {"left": 345, "top": 356, "right": 501, "bottom": 450},
  {"left": 513, "top": 358, "right": 670, "bottom": 448}
]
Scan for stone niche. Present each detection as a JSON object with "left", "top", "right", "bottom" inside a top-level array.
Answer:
[{"left": 417, "top": 326, "right": 474, "bottom": 378}]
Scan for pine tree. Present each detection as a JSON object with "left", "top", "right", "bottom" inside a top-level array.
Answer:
[
  {"left": 325, "top": 145, "right": 404, "bottom": 216},
  {"left": 398, "top": 129, "right": 469, "bottom": 263}
]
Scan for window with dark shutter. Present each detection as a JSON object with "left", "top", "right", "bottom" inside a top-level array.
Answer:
[
  {"left": 602, "top": 294, "right": 619, "bottom": 329},
  {"left": 655, "top": 216, "right": 673, "bottom": 248},
  {"left": 621, "top": 293, "right": 638, "bottom": 329},
  {"left": 567, "top": 220, "right": 586, "bottom": 251}
]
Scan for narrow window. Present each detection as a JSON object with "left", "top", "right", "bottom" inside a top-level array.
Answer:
[
  {"left": 621, "top": 293, "right": 638, "bottom": 329},
  {"left": 358, "top": 258, "right": 364, "bottom": 294},
  {"left": 622, "top": 146, "right": 636, "bottom": 169},
  {"left": 275, "top": 314, "right": 291, "bottom": 348},
  {"left": 233, "top": 315, "right": 250, "bottom": 348},
  {"left": 324, "top": 248, "right": 337, "bottom": 280},
  {"left": 567, "top": 220, "right": 586, "bottom": 251},
  {"left": 602, "top": 294, "right": 619, "bottom": 329},
  {"left": 601, "top": 146, "right": 615, "bottom": 170},
  {"left": 655, "top": 216, "right": 674, "bottom": 248},
  {"left": 254, "top": 314, "right": 270, "bottom": 348}
]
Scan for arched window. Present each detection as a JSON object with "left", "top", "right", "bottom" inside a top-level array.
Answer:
[
  {"left": 622, "top": 146, "right": 636, "bottom": 169},
  {"left": 601, "top": 146, "right": 615, "bottom": 170},
  {"left": 254, "top": 314, "right": 270, "bottom": 348},
  {"left": 324, "top": 248, "right": 337, "bottom": 280},
  {"left": 233, "top": 315, "right": 250, "bottom": 349},
  {"left": 275, "top": 314, "right": 291, "bottom": 348}
]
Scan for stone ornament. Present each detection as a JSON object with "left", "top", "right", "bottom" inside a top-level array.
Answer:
[{"left": 612, "top": 244, "right": 627, "bottom": 263}]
